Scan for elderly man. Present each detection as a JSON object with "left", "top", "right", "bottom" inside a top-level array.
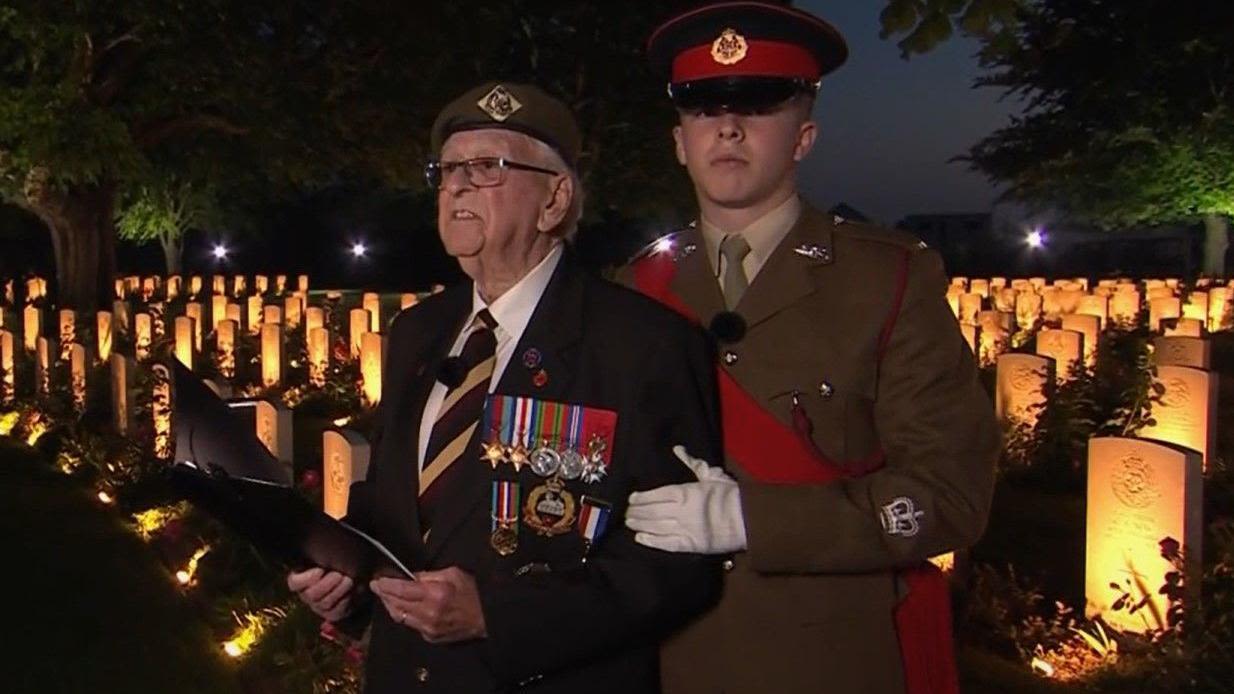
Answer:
[
  {"left": 619, "top": 4, "right": 1000, "bottom": 693},
  {"left": 288, "top": 82, "right": 722, "bottom": 693}
]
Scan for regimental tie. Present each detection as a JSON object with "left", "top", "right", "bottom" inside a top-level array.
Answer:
[
  {"left": 419, "top": 309, "right": 498, "bottom": 530},
  {"left": 719, "top": 234, "right": 752, "bottom": 309}
]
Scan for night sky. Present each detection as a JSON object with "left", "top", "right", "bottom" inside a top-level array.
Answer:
[{"left": 794, "top": 1, "right": 1020, "bottom": 225}]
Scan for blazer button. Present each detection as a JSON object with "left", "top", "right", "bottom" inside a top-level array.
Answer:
[
  {"left": 722, "top": 559, "right": 735, "bottom": 572},
  {"left": 723, "top": 351, "right": 739, "bottom": 366},
  {"left": 415, "top": 666, "right": 430, "bottom": 684},
  {"left": 818, "top": 381, "right": 834, "bottom": 399}
]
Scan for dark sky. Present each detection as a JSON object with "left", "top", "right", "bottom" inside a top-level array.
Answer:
[{"left": 794, "top": 1, "right": 1020, "bottom": 224}]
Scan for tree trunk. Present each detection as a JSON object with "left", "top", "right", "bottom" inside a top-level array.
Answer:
[
  {"left": 1202, "top": 214, "right": 1228, "bottom": 277},
  {"left": 160, "top": 235, "right": 183, "bottom": 275},
  {"left": 28, "top": 183, "right": 116, "bottom": 312}
]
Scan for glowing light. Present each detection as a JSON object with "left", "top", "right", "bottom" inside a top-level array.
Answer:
[
  {"left": 212, "top": 244, "right": 229, "bottom": 260},
  {"left": 0, "top": 411, "right": 18, "bottom": 436},
  {"left": 653, "top": 237, "right": 675, "bottom": 255},
  {"left": 176, "top": 545, "right": 211, "bottom": 586},
  {"left": 1031, "top": 656, "right": 1055, "bottom": 678},
  {"left": 221, "top": 608, "right": 284, "bottom": 659},
  {"left": 57, "top": 454, "right": 82, "bottom": 475},
  {"left": 332, "top": 416, "right": 352, "bottom": 427},
  {"left": 1026, "top": 229, "right": 1046, "bottom": 249},
  {"left": 350, "top": 242, "right": 368, "bottom": 258},
  {"left": 24, "top": 412, "right": 48, "bottom": 446},
  {"left": 928, "top": 552, "right": 955, "bottom": 573},
  {"left": 97, "top": 490, "right": 114, "bottom": 505},
  {"left": 132, "top": 504, "right": 186, "bottom": 540}
]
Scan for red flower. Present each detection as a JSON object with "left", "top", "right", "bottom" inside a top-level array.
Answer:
[
  {"left": 1159, "top": 537, "right": 1181, "bottom": 560},
  {"left": 344, "top": 645, "right": 365, "bottom": 667},
  {"left": 301, "top": 469, "right": 321, "bottom": 490}
]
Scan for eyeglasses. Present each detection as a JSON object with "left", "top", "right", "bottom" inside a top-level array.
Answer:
[{"left": 424, "top": 157, "right": 560, "bottom": 190}]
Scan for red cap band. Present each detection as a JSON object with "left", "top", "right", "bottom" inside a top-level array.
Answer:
[{"left": 671, "top": 39, "right": 821, "bottom": 83}]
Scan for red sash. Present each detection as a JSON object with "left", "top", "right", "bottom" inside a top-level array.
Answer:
[{"left": 633, "top": 250, "right": 959, "bottom": 694}]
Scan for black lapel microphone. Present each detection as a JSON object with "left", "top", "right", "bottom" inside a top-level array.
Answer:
[{"left": 709, "top": 311, "right": 748, "bottom": 344}]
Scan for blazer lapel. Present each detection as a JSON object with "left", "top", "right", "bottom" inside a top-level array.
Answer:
[
  {"left": 423, "top": 251, "right": 587, "bottom": 562},
  {"left": 669, "top": 228, "right": 726, "bottom": 324},
  {"left": 735, "top": 206, "right": 835, "bottom": 331}
]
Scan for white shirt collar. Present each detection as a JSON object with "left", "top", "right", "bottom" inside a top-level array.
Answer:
[{"left": 468, "top": 243, "right": 564, "bottom": 340}]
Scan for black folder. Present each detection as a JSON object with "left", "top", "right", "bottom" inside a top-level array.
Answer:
[{"left": 167, "top": 360, "right": 413, "bottom": 580}]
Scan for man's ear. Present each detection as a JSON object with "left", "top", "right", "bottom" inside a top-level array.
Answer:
[
  {"left": 537, "top": 174, "right": 574, "bottom": 233},
  {"left": 794, "top": 119, "right": 818, "bottom": 162},
  {"left": 673, "top": 125, "right": 688, "bottom": 166}
]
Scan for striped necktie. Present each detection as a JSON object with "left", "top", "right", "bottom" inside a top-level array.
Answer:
[{"left": 419, "top": 309, "right": 497, "bottom": 527}]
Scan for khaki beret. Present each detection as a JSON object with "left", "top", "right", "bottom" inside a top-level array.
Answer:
[{"left": 430, "top": 82, "right": 582, "bottom": 169}]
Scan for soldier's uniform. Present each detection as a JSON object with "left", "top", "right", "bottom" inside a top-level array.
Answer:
[{"left": 617, "top": 4, "right": 1001, "bottom": 693}]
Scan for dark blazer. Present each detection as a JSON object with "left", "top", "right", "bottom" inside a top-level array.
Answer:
[{"left": 344, "top": 250, "right": 723, "bottom": 693}]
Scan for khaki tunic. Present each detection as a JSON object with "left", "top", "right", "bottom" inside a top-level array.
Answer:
[{"left": 617, "top": 204, "right": 999, "bottom": 694}]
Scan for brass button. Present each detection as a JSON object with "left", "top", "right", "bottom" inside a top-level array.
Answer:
[
  {"left": 818, "top": 381, "right": 834, "bottom": 399},
  {"left": 722, "top": 559, "right": 735, "bottom": 572},
  {"left": 415, "top": 667, "right": 430, "bottom": 684},
  {"left": 723, "top": 351, "right": 739, "bottom": 366}
]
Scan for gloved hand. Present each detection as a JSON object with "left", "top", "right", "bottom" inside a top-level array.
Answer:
[{"left": 625, "top": 445, "right": 747, "bottom": 554}]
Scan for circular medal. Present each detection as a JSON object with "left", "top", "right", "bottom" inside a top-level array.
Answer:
[
  {"left": 529, "top": 446, "right": 561, "bottom": 477},
  {"left": 559, "top": 449, "right": 585, "bottom": 480},
  {"left": 490, "top": 525, "right": 518, "bottom": 556}
]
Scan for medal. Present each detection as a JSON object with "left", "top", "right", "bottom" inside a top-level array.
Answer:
[
  {"left": 581, "top": 434, "right": 609, "bottom": 484},
  {"left": 482, "top": 441, "right": 506, "bottom": 469},
  {"left": 559, "top": 449, "right": 585, "bottom": 480},
  {"left": 530, "top": 444, "right": 561, "bottom": 477},
  {"left": 523, "top": 477, "right": 576, "bottom": 536},
  {"left": 577, "top": 496, "right": 613, "bottom": 547},
  {"left": 490, "top": 480, "right": 519, "bottom": 556},
  {"left": 508, "top": 442, "right": 529, "bottom": 472}
]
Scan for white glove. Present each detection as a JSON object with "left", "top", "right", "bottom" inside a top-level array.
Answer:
[{"left": 625, "top": 445, "right": 747, "bottom": 554}]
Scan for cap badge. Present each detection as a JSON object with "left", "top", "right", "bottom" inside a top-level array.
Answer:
[
  {"left": 711, "top": 28, "right": 748, "bottom": 66},
  {"left": 477, "top": 84, "right": 523, "bottom": 122}
]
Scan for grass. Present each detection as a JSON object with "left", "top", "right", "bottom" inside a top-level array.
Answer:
[{"left": 0, "top": 439, "right": 243, "bottom": 694}]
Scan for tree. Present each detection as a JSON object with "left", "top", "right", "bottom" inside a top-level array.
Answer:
[
  {"left": 882, "top": 0, "right": 1234, "bottom": 275},
  {"left": 878, "top": 0, "right": 1022, "bottom": 57},
  {"left": 115, "top": 181, "right": 218, "bottom": 275}
]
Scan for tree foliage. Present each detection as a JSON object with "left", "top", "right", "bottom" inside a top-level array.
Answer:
[{"left": 878, "top": 0, "right": 1023, "bottom": 57}]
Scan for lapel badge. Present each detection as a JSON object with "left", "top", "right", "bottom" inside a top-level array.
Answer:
[
  {"left": 477, "top": 84, "right": 522, "bottom": 122},
  {"left": 532, "top": 368, "right": 549, "bottom": 388},
  {"left": 522, "top": 348, "right": 542, "bottom": 369},
  {"left": 711, "top": 28, "right": 749, "bottom": 65},
  {"left": 678, "top": 243, "right": 698, "bottom": 261},
  {"left": 880, "top": 496, "right": 924, "bottom": 538},
  {"left": 793, "top": 243, "right": 831, "bottom": 263},
  {"left": 524, "top": 477, "right": 577, "bottom": 537},
  {"left": 833, "top": 214, "right": 847, "bottom": 225}
]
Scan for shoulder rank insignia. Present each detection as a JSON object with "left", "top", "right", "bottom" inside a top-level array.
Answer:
[{"left": 793, "top": 243, "right": 831, "bottom": 263}]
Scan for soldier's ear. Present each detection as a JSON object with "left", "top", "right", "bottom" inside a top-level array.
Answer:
[
  {"left": 793, "top": 120, "right": 818, "bottom": 162},
  {"left": 672, "top": 125, "right": 687, "bottom": 166},
  {"left": 537, "top": 174, "right": 573, "bottom": 233}
]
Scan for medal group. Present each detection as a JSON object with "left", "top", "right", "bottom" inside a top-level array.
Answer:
[{"left": 481, "top": 394, "right": 615, "bottom": 557}]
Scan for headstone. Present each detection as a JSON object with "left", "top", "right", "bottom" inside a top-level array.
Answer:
[
  {"left": 96, "top": 311, "right": 113, "bottom": 363},
  {"left": 141, "top": 277, "right": 157, "bottom": 301},
  {"left": 247, "top": 296, "right": 263, "bottom": 335},
  {"left": 69, "top": 343, "right": 86, "bottom": 411},
  {"left": 23, "top": 305, "right": 40, "bottom": 353},
  {"left": 349, "top": 309, "right": 369, "bottom": 360},
  {"left": 1141, "top": 365, "right": 1218, "bottom": 471},
  {"left": 1149, "top": 298, "right": 1181, "bottom": 333},
  {"left": 1057, "top": 288, "right": 1085, "bottom": 315},
  {"left": 992, "top": 288, "right": 1017, "bottom": 314},
  {"left": 1041, "top": 288, "right": 1062, "bottom": 322},
  {"left": 363, "top": 293, "right": 382, "bottom": 333},
  {"left": 189, "top": 276, "right": 203, "bottom": 297},
  {"left": 1077, "top": 295, "right": 1109, "bottom": 330},
  {"left": 149, "top": 302, "right": 166, "bottom": 339},
  {"left": 400, "top": 293, "right": 418, "bottom": 311},
  {"left": 1207, "top": 288, "right": 1229, "bottom": 332},
  {"left": 1163, "top": 318, "right": 1203, "bottom": 338},
  {"left": 275, "top": 275, "right": 288, "bottom": 295},
  {"left": 361, "top": 332, "right": 385, "bottom": 406},
  {"left": 1109, "top": 290, "right": 1142, "bottom": 329},
  {"left": 261, "top": 324, "right": 282, "bottom": 387},
  {"left": 284, "top": 296, "right": 303, "bottom": 330},
  {"left": 1183, "top": 293, "right": 1208, "bottom": 324},
  {"left": 152, "top": 364, "right": 173, "bottom": 459},
  {"left": 0, "top": 330, "right": 14, "bottom": 404},
  {"left": 308, "top": 327, "right": 330, "bottom": 387},
  {"left": 263, "top": 305, "right": 283, "bottom": 326},
  {"left": 1085, "top": 437, "right": 1201, "bottom": 634},
  {"left": 185, "top": 302, "right": 205, "bottom": 351},
  {"left": 958, "top": 294, "right": 982, "bottom": 326},
  {"left": 174, "top": 316, "right": 195, "bottom": 370},
  {"left": 1153, "top": 337, "right": 1211, "bottom": 370},
  {"left": 306, "top": 307, "right": 325, "bottom": 334},
  {"left": 225, "top": 303, "right": 242, "bottom": 326},
  {"left": 254, "top": 275, "right": 269, "bottom": 294},
  {"left": 1015, "top": 291, "right": 1042, "bottom": 331},
  {"left": 134, "top": 313, "right": 153, "bottom": 361},
  {"left": 1146, "top": 286, "right": 1174, "bottom": 301},
  {"left": 213, "top": 275, "right": 226, "bottom": 296},
  {"left": 34, "top": 337, "right": 50, "bottom": 395},
  {"left": 1061, "top": 314, "right": 1100, "bottom": 369},
  {"left": 990, "top": 277, "right": 1007, "bottom": 289},
  {"left": 166, "top": 276, "right": 182, "bottom": 301},
  {"left": 1036, "top": 329, "right": 1084, "bottom": 382},
  {"left": 58, "top": 309, "right": 76, "bottom": 360},
  {"left": 211, "top": 295, "right": 228, "bottom": 331},
  {"left": 110, "top": 354, "right": 135, "bottom": 434},
  {"left": 995, "top": 354, "right": 1054, "bottom": 428},
  {"left": 114, "top": 277, "right": 126, "bottom": 300},
  {"left": 217, "top": 319, "right": 238, "bottom": 379},
  {"left": 1029, "top": 277, "right": 1047, "bottom": 291},
  {"left": 298, "top": 275, "right": 310, "bottom": 293},
  {"left": 970, "top": 279, "right": 990, "bottom": 299},
  {"left": 323, "top": 429, "right": 370, "bottom": 520},
  {"left": 254, "top": 400, "right": 294, "bottom": 467}
]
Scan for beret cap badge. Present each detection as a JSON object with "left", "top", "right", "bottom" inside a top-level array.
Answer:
[
  {"left": 477, "top": 84, "right": 523, "bottom": 122},
  {"left": 710, "top": 28, "right": 748, "bottom": 65}
]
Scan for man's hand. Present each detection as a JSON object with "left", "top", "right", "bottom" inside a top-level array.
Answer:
[
  {"left": 370, "top": 567, "right": 487, "bottom": 643},
  {"left": 625, "top": 445, "right": 747, "bottom": 554},
  {"left": 287, "top": 568, "right": 356, "bottom": 622}
]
